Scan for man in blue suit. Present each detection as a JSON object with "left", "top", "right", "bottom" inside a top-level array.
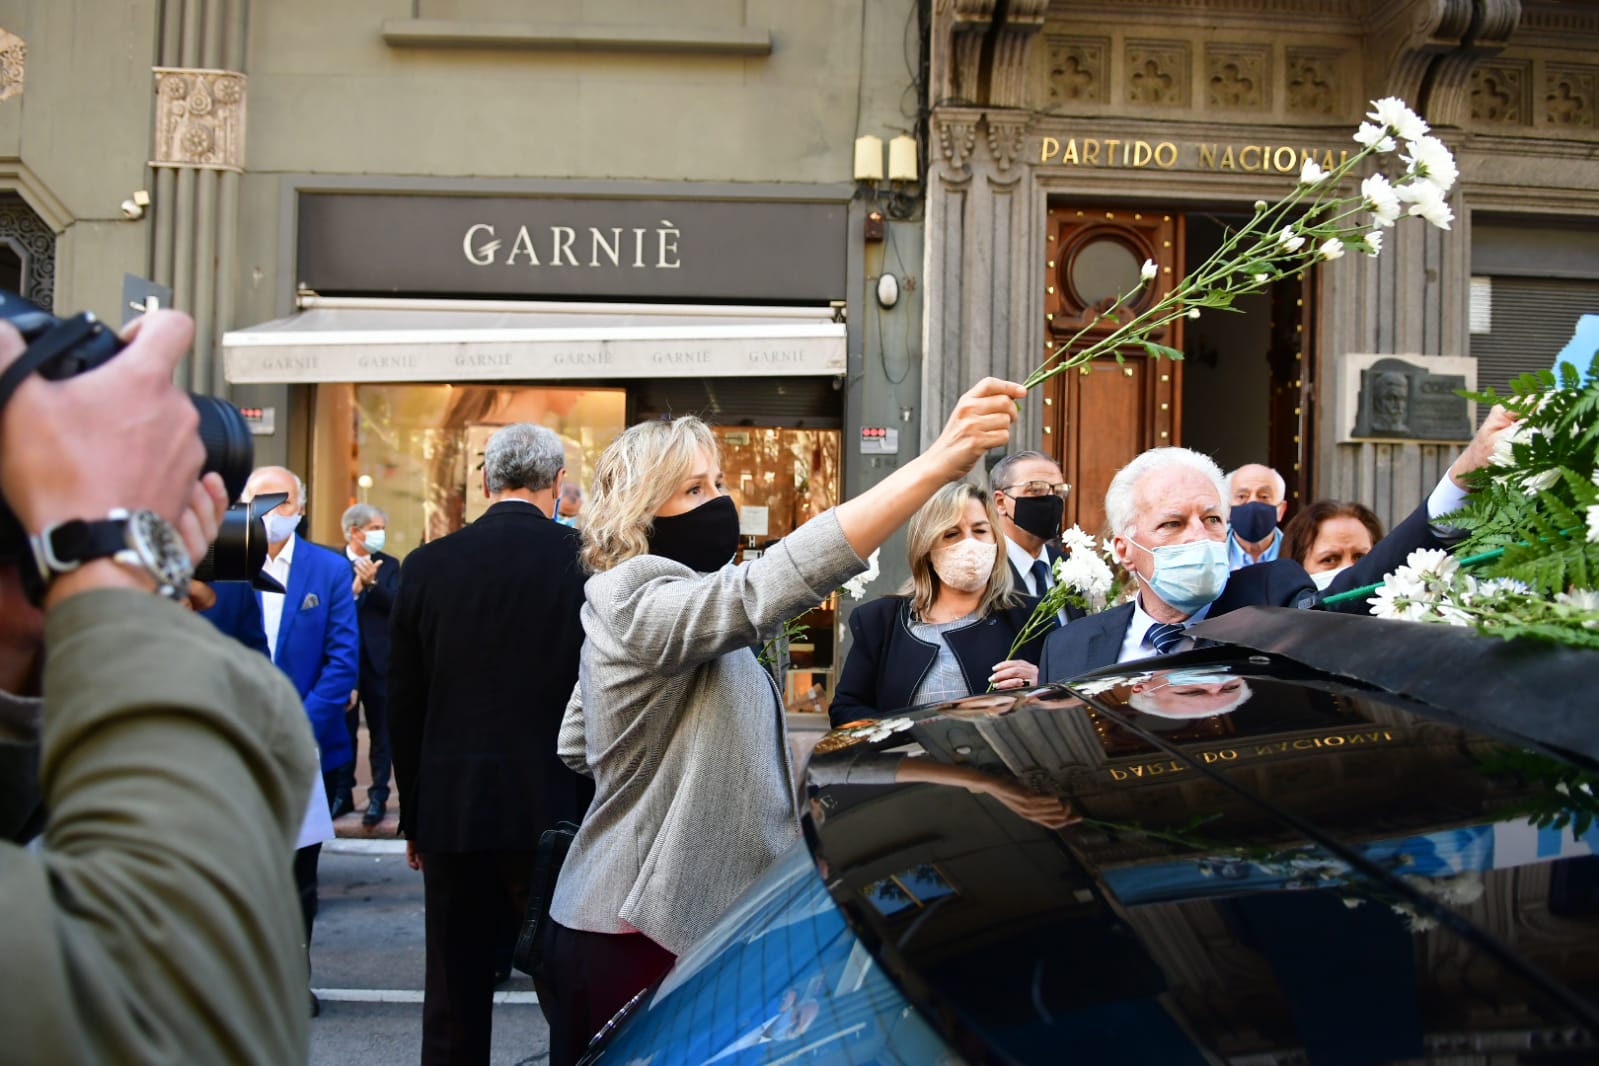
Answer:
[
  {"left": 1041, "top": 405, "right": 1517, "bottom": 681},
  {"left": 243, "top": 466, "right": 359, "bottom": 981}
]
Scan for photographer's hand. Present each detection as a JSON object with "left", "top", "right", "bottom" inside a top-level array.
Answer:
[{"left": 0, "top": 311, "right": 204, "bottom": 531}]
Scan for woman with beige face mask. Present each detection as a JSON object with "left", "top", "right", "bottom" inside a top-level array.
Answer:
[{"left": 829, "top": 481, "right": 1054, "bottom": 726}]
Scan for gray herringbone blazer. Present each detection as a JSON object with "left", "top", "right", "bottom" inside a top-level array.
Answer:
[{"left": 549, "top": 510, "right": 864, "bottom": 955}]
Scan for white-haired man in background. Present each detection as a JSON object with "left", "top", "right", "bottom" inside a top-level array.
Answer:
[{"left": 1226, "top": 463, "right": 1288, "bottom": 569}]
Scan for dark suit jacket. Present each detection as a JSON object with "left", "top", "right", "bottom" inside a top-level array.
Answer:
[
  {"left": 388, "top": 500, "right": 591, "bottom": 852},
  {"left": 348, "top": 548, "right": 400, "bottom": 685},
  {"left": 829, "top": 594, "right": 1053, "bottom": 726},
  {"left": 1040, "top": 499, "right": 1448, "bottom": 682},
  {"left": 260, "top": 538, "right": 360, "bottom": 772},
  {"left": 1007, "top": 542, "right": 1088, "bottom": 625}
]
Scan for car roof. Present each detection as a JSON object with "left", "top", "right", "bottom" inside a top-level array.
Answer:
[{"left": 803, "top": 609, "right": 1599, "bottom": 1064}]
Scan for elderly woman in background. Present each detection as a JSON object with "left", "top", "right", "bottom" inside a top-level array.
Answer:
[
  {"left": 827, "top": 481, "right": 1049, "bottom": 727},
  {"left": 537, "top": 378, "right": 1025, "bottom": 1066},
  {"left": 1282, "top": 499, "right": 1385, "bottom": 588}
]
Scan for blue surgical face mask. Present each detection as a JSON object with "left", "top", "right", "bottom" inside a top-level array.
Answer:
[
  {"left": 363, "top": 529, "right": 387, "bottom": 554},
  {"left": 553, "top": 514, "right": 577, "bottom": 528},
  {"left": 1128, "top": 536, "right": 1230, "bottom": 615}
]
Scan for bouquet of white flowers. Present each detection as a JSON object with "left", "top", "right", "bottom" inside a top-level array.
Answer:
[
  {"left": 997, "top": 525, "right": 1116, "bottom": 680},
  {"left": 1021, "top": 97, "right": 1457, "bottom": 389}
]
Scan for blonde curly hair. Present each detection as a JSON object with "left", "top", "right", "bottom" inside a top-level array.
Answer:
[{"left": 582, "top": 416, "right": 720, "bottom": 573}]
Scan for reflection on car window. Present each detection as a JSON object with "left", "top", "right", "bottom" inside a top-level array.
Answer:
[{"left": 593, "top": 844, "right": 959, "bottom": 1064}]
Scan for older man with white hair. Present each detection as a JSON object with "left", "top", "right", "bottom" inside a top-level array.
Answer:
[
  {"left": 1040, "top": 405, "right": 1517, "bottom": 680},
  {"left": 1226, "top": 462, "right": 1287, "bottom": 569}
]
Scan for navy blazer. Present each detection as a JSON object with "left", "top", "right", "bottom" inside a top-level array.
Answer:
[
  {"left": 1040, "top": 499, "right": 1448, "bottom": 682},
  {"left": 829, "top": 594, "right": 1054, "bottom": 727},
  {"left": 260, "top": 537, "right": 360, "bottom": 771}
]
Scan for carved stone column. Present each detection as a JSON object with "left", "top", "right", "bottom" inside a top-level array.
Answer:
[
  {"left": 150, "top": 0, "right": 249, "bottom": 398},
  {"left": 922, "top": 108, "right": 1048, "bottom": 455}
]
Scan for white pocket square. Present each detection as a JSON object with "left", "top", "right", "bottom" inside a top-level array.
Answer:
[{"left": 300, "top": 593, "right": 320, "bottom": 610}]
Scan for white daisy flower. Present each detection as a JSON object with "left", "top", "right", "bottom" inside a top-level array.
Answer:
[
  {"left": 1277, "top": 226, "right": 1306, "bottom": 253},
  {"left": 1299, "top": 159, "right": 1327, "bottom": 186},
  {"left": 1353, "top": 121, "right": 1397, "bottom": 153},
  {"left": 1318, "top": 237, "right": 1345, "bottom": 261},
  {"left": 1140, "top": 258, "right": 1157, "bottom": 281},
  {"left": 1401, "top": 135, "right": 1458, "bottom": 193},
  {"left": 1362, "top": 173, "right": 1401, "bottom": 225},
  {"left": 1367, "top": 97, "right": 1429, "bottom": 141},
  {"left": 1364, "top": 229, "right": 1383, "bottom": 256}
]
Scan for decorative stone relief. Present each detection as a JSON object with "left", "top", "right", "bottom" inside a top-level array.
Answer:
[
  {"left": 1469, "top": 60, "right": 1529, "bottom": 124},
  {"left": 152, "top": 67, "right": 247, "bottom": 172},
  {"left": 1285, "top": 49, "right": 1339, "bottom": 116},
  {"left": 1045, "top": 35, "right": 1106, "bottom": 106},
  {"left": 985, "top": 114, "right": 1029, "bottom": 172},
  {"left": 0, "top": 195, "right": 55, "bottom": 310},
  {"left": 1545, "top": 63, "right": 1597, "bottom": 128},
  {"left": 0, "top": 28, "right": 23, "bottom": 103},
  {"left": 1126, "top": 40, "right": 1189, "bottom": 107},
  {"left": 1205, "top": 44, "right": 1268, "bottom": 110},
  {"left": 937, "top": 115, "right": 979, "bottom": 172}
]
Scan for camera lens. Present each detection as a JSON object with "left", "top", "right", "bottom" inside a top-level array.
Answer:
[{"left": 190, "top": 395, "right": 254, "bottom": 501}]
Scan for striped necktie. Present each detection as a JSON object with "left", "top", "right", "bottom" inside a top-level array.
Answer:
[{"left": 1146, "top": 621, "right": 1188, "bottom": 655}]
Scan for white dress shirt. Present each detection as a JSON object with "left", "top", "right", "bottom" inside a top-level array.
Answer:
[
  {"left": 261, "top": 532, "right": 296, "bottom": 660},
  {"left": 1005, "top": 536, "right": 1050, "bottom": 596}
]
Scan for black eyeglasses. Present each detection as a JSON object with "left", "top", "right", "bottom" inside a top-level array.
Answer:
[{"left": 1000, "top": 480, "right": 1071, "bottom": 500}]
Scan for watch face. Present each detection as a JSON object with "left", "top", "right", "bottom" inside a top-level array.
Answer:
[{"left": 126, "top": 509, "right": 194, "bottom": 592}]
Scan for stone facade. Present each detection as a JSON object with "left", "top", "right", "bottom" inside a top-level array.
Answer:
[{"left": 924, "top": 0, "right": 1599, "bottom": 528}]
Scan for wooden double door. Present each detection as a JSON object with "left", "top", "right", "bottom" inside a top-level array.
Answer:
[{"left": 1041, "top": 204, "right": 1315, "bottom": 535}]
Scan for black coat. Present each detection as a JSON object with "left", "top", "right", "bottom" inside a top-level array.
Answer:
[
  {"left": 829, "top": 594, "right": 1054, "bottom": 727},
  {"left": 1040, "top": 499, "right": 1448, "bottom": 681},
  {"left": 352, "top": 548, "right": 400, "bottom": 685},
  {"left": 388, "top": 501, "right": 591, "bottom": 852}
]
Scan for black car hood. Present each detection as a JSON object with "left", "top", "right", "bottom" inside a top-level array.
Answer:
[{"left": 802, "top": 618, "right": 1599, "bottom": 1065}]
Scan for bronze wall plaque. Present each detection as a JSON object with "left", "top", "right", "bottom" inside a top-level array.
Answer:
[{"left": 1351, "top": 357, "right": 1472, "bottom": 442}]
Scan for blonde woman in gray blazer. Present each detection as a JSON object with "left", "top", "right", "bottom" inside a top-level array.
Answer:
[{"left": 538, "top": 377, "right": 1027, "bottom": 1065}]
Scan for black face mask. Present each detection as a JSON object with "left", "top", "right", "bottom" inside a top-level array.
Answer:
[
  {"left": 1009, "top": 493, "right": 1064, "bottom": 541},
  {"left": 648, "top": 494, "right": 740, "bottom": 573},
  {"left": 1230, "top": 500, "right": 1279, "bottom": 543}
]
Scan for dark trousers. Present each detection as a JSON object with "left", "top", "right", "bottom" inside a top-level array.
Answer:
[
  {"left": 537, "top": 921, "right": 676, "bottom": 1066},
  {"left": 342, "top": 675, "right": 392, "bottom": 803},
  {"left": 421, "top": 850, "right": 536, "bottom": 1066},
  {"left": 292, "top": 769, "right": 340, "bottom": 952}
]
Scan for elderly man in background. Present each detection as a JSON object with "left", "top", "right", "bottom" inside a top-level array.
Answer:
[
  {"left": 390, "top": 423, "right": 591, "bottom": 1064},
  {"left": 1226, "top": 462, "right": 1288, "bottom": 569},
  {"left": 991, "top": 450, "right": 1083, "bottom": 625},
  {"left": 554, "top": 482, "right": 584, "bottom": 528},
  {"left": 1041, "top": 406, "right": 1515, "bottom": 680},
  {"left": 339, "top": 502, "right": 400, "bottom": 827},
  {"left": 243, "top": 465, "right": 360, "bottom": 1013}
]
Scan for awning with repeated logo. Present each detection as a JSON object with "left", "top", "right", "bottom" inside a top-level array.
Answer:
[{"left": 222, "top": 297, "right": 846, "bottom": 384}]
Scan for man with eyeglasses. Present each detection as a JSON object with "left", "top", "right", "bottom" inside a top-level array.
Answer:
[{"left": 990, "top": 451, "right": 1085, "bottom": 625}]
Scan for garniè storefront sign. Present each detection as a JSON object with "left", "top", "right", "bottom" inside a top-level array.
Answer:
[
  {"left": 296, "top": 193, "right": 847, "bottom": 302},
  {"left": 1036, "top": 136, "right": 1351, "bottom": 174}
]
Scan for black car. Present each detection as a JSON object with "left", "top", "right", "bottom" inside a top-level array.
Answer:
[{"left": 582, "top": 608, "right": 1599, "bottom": 1064}]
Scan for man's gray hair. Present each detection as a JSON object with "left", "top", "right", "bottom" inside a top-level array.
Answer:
[
  {"left": 1226, "top": 463, "right": 1286, "bottom": 501},
  {"left": 990, "top": 450, "right": 1059, "bottom": 492},
  {"left": 1104, "top": 447, "right": 1229, "bottom": 538},
  {"left": 341, "top": 502, "right": 387, "bottom": 536},
  {"left": 484, "top": 423, "right": 565, "bottom": 494}
]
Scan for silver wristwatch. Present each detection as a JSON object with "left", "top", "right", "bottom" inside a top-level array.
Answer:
[{"left": 27, "top": 508, "right": 193, "bottom": 604}]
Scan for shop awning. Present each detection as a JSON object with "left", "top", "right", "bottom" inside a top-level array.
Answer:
[{"left": 222, "top": 297, "right": 847, "bottom": 384}]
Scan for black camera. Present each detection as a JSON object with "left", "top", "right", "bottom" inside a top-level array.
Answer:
[{"left": 0, "top": 290, "right": 277, "bottom": 589}]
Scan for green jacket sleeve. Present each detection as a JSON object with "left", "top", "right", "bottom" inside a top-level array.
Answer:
[{"left": 0, "top": 589, "right": 318, "bottom": 1066}]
